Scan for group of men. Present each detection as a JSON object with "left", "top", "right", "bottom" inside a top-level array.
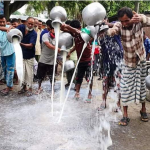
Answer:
[{"left": 0, "top": 6, "right": 150, "bottom": 126}]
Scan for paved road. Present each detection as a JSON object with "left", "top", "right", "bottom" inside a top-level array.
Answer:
[{"left": 0, "top": 78, "right": 150, "bottom": 150}]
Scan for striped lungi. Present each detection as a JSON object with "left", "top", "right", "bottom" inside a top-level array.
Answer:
[{"left": 120, "top": 61, "right": 147, "bottom": 106}]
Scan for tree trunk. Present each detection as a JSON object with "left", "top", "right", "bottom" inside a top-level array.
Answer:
[
  {"left": 4, "top": 1, "right": 10, "bottom": 21},
  {"left": 47, "top": 1, "right": 56, "bottom": 19},
  {"left": 4, "top": 1, "right": 28, "bottom": 20},
  {"left": 134, "top": 1, "right": 139, "bottom": 13}
]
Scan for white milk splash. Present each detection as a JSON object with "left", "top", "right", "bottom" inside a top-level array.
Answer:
[
  {"left": 60, "top": 51, "right": 67, "bottom": 103},
  {"left": 12, "top": 38, "right": 23, "bottom": 85},
  {"left": 51, "top": 23, "right": 60, "bottom": 116},
  {"left": 58, "top": 43, "right": 87, "bottom": 123}
]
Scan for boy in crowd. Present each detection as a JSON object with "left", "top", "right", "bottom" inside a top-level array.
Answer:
[{"left": 11, "top": 18, "right": 19, "bottom": 28}]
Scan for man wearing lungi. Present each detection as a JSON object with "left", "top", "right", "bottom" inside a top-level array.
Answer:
[
  {"left": 107, "top": 7, "right": 150, "bottom": 125},
  {"left": 17, "top": 17, "right": 37, "bottom": 97}
]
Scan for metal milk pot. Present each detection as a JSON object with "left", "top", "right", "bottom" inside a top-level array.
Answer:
[
  {"left": 58, "top": 32, "right": 73, "bottom": 53},
  {"left": 64, "top": 60, "right": 75, "bottom": 72},
  {"left": 82, "top": 2, "right": 106, "bottom": 26},
  {"left": 146, "top": 75, "right": 150, "bottom": 90},
  {"left": 50, "top": 6, "right": 67, "bottom": 27},
  {"left": 7, "top": 29, "right": 23, "bottom": 43}
]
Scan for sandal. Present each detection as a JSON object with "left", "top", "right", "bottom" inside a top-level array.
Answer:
[
  {"left": 85, "top": 98, "right": 92, "bottom": 103},
  {"left": 0, "top": 88, "right": 9, "bottom": 96},
  {"left": 118, "top": 117, "right": 130, "bottom": 126},
  {"left": 0, "top": 80, "right": 5, "bottom": 85},
  {"left": 140, "top": 111, "right": 149, "bottom": 122},
  {"left": 26, "top": 90, "right": 33, "bottom": 97},
  {"left": 18, "top": 88, "right": 27, "bottom": 94}
]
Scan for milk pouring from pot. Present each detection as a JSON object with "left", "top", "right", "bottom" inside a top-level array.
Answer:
[{"left": 7, "top": 29, "right": 23, "bottom": 85}]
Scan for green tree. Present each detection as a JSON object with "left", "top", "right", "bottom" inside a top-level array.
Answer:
[{"left": 12, "top": 11, "right": 22, "bottom": 15}]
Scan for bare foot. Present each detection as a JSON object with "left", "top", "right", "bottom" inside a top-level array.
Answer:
[
  {"left": 35, "top": 88, "right": 43, "bottom": 95},
  {"left": 74, "top": 92, "right": 80, "bottom": 100},
  {"left": 98, "top": 100, "right": 106, "bottom": 111}
]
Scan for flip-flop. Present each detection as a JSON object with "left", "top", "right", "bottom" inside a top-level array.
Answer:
[
  {"left": 0, "top": 81, "right": 5, "bottom": 85},
  {"left": 18, "top": 88, "right": 27, "bottom": 94},
  {"left": 0, "top": 88, "right": 9, "bottom": 96},
  {"left": 84, "top": 98, "right": 92, "bottom": 103},
  {"left": 26, "top": 91, "right": 33, "bottom": 97},
  {"left": 119, "top": 117, "right": 130, "bottom": 126},
  {"left": 140, "top": 111, "right": 149, "bottom": 122}
]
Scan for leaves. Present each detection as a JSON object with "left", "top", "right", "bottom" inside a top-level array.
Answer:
[{"left": 21, "top": 1, "right": 150, "bottom": 20}]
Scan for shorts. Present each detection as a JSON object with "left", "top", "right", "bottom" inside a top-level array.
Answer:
[{"left": 37, "top": 62, "right": 54, "bottom": 83}]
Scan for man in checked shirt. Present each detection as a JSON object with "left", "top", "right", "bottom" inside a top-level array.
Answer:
[{"left": 106, "top": 7, "right": 150, "bottom": 126}]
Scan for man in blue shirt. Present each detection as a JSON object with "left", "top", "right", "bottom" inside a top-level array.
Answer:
[
  {"left": 143, "top": 31, "right": 150, "bottom": 60},
  {"left": 40, "top": 20, "right": 51, "bottom": 44},
  {"left": 17, "top": 17, "right": 37, "bottom": 97},
  {"left": 0, "top": 15, "right": 15, "bottom": 96}
]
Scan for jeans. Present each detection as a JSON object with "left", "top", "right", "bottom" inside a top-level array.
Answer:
[{"left": 1, "top": 53, "right": 15, "bottom": 88}]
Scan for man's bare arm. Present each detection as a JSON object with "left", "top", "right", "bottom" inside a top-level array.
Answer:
[
  {"left": 0, "top": 26, "right": 14, "bottom": 32},
  {"left": 44, "top": 41, "right": 60, "bottom": 52},
  {"left": 61, "top": 24, "right": 80, "bottom": 34},
  {"left": 20, "top": 43, "right": 34, "bottom": 49}
]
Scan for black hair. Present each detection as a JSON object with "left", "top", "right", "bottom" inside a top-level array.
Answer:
[
  {"left": 143, "top": 31, "right": 145, "bottom": 35},
  {"left": 0, "top": 15, "right": 5, "bottom": 19},
  {"left": 42, "top": 22, "right": 46, "bottom": 26},
  {"left": 117, "top": 7, "right": 133, "bottom": 19},
  {"left": 104, "top": 16, "right": 108, "bottom": 20},
  {"left": 11, "top": 18, "right": 19, "bottom": 23},
  {"left": 65, "top": 20, "right": 71, "bottom": 25},
  {"left": 7, "top": 18, "right": 11, "bottom": 22},
  {"left": 70, "top": 20, "right": 81, "bottom": 29},
  {"left": 39, "top": 20, "right": 42, "bottom": 23},
  {"left": 46, "top": 19, "right": 53, "bottom": 29}
]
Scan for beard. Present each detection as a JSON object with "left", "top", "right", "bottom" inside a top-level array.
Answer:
[{"left": 26, "top": 26, "right": 34, "bottom": 31}]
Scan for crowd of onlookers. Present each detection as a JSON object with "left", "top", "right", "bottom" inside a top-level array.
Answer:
[{"left": 0, "top": 6, "right": 150, "bottom": 126}]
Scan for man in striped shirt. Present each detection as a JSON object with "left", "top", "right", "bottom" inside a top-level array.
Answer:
[{"left": 107, "top": 7, "right": 150, "bottom": 126}]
